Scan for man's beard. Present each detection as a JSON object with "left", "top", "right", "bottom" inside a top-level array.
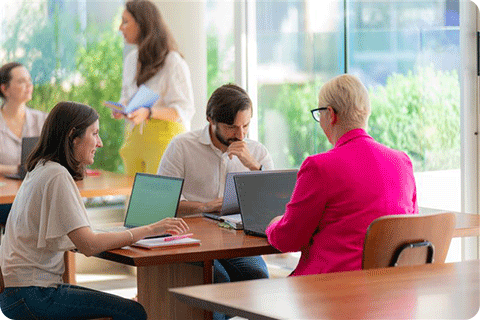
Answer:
[{"left": 215, "top": 126, "right": 240, "bottom": 147}]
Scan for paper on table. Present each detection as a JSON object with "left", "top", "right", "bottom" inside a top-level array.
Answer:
[
  {"left": 132, "top": 237, "right": 201, "bottom": 249},
  {"left": 104, "top": 85, "right": 160, "bottom": 115}
]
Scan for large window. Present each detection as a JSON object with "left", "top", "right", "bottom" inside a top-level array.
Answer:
[
  {"left": 0, "top": 0, "right": 125, "bottom": 172},
  {"left": 207, "top": 0, "right": 475, "bottom": 260},
  {"left": 208, "top": 0, "right": 464, "bottom": 212}
]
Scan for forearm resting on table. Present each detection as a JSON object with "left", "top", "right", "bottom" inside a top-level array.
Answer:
[
  {"left": 177, "top": 200, "right": 222, "bottom": 217},
  {"left": 0, "top": 164, "right": 18, "bottom": 175},
  {"left": 68, "top": 225, "right": 156, "bottom": 257}
]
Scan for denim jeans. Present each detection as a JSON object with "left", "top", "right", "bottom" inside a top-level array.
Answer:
[
  {"left": 0, "top": 284, "right": 147, "bottom": 320},
  {"left": 0, "top": 204, "right": 12, "bottom": 226},
  {"left": 212, "top": 256, "right": 269, "bottom": 320}
]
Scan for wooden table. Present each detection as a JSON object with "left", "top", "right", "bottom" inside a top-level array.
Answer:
[
  {"left": 95, "top": 217, "right": 280, "bottom": 320},
  {"left": 0, "top": 171, "right": 134, "bottom": 283},
  {"left": 0, "top": 171, "right": 134, "bottom": 204},
  {"left": 170, "top": 260, "right": 480, "bottom": 320}
]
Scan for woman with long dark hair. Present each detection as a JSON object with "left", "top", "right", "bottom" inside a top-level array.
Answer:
[
  {"left": 115, "top": 0, "right": 195, "bottom": 176},
  {"left": 0, "top": 101, "right": 189, "bottom": 319}
]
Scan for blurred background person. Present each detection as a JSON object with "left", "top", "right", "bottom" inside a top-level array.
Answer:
[
  {"left": 114, "top": 0, "right": 195, "bottom": 176},
  {"left": 0, "top": 62, "right": 48, "bottom": 228},
  {"left": 0, "top": 61, "right": 47, "bottom": 176}
]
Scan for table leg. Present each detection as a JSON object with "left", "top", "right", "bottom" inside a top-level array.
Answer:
[
  {"left": 137, "top": 263, "right": 206, "bottom": 320},
  {"left": 63, "top": 251, "right": 76, "bottom": 284}
]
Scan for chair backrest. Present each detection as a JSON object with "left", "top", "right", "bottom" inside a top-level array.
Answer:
[
  {"left": 0, "top": 267, "right": 4, "bottom": 294},
  {"left": 362, "top": 212, "right": 456, "bottom": 270}
]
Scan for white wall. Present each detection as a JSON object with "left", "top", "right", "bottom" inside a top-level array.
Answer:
[{"left": 154, "top": 0, "right": 207, "bottom": 131}]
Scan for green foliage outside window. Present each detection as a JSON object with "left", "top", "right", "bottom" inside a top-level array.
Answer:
[
  {"left": 258, "top": 66, "right": 460, "bottom": 171},
  {"left": 4, "top": 2, "right": 459, "bottom": 174},
  {"left": 29, "top": 28, "right": 125, "bottom": 173},
  {"left": 368, "top": 66, "right": 460, "bottom": 171},
  {"left": 2, "top": 2, "right": 125, "bottom": 172}
]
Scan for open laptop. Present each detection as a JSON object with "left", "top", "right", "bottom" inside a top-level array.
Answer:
[
  {"left": 234, "top": 170, "right": 298, "bottom": 237},
  {"left": 5, "top": 137, "right": 39, "bottom": 180},
  {"left": 95, "top": 173, "right": 184, "bottom": 233},
  {"left": 202, "top": 171, "right": 264, "bottom": 223}
]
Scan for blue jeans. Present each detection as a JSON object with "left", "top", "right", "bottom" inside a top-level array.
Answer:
[
  {"left": 0, "top": 284, "right": 147, "bottom": 320},
  {"left": 0, "top": 204, "right": 12, "bottom": 226},
  {"left": 213, "top": 256, "right": 269, "bottom": 320}
]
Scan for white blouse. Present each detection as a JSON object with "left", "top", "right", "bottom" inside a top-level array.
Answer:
[
  {"left": 0, "top": 107, "right": 48, "bottom": 166},
  {"left": 120, "top": 49, "right": 195, "bottom": 130}
]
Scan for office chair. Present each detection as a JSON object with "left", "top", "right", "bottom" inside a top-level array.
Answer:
[{"left": 362, "top": 212, "right": 455, "bottom": 269}]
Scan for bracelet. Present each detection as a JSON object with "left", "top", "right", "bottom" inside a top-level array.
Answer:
[{"left": 126, "top": 229, "right": 134, "bottom": 243}]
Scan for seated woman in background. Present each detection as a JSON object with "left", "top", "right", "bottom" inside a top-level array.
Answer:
[
  {"left": 0, "top": 62, "right": 48, "bottom": 227},
  {"left": 266, "top": 74, "right": 418, "bottom": 276},
  {"left": 0, "top": 62, "right": 47, "bottom": 175},
  {"left": 0, "top": 101, "right": 189, "bottom": 320}
]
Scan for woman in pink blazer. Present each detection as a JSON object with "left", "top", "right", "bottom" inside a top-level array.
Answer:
[{"left": 266, "top": 74, "right": 418, "bottom": 276}]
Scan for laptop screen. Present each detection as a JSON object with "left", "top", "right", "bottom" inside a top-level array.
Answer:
[
  {"left": 220, "top": 171, "right": 267, "bottom": 216},
  {"left": 234, "top": 170, "right": 298, "bottom": 237},
  {"left": 21, "top": 137, "right": 39, "bottom": 164},
  {"left": 124, "top": 173, "right": 184, "bottom": 228}
]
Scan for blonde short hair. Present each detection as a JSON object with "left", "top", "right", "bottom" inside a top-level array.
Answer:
[{"left": 317, "top": 74, "right": 371, "bottom": 129}]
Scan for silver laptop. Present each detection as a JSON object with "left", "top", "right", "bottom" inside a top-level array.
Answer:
[
  {"left": 96, "top": 173, "right": 184, "bottom": 234},
  {"left": 202, "top": 171, "right": 264, "bottom": 221},
  {"left": 234, "top": 170, "right": 298, "bottom": 237},
  {"left": 5, "top": 137, "right": 39, "bottom": 180}
]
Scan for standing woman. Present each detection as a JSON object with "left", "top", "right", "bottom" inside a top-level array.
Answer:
[
  {"left": 0, "top": 102, "right": 189, "bottom": 320},
  {"left": 0, "top": 62, "right": 47, "bottom": 175},
  {"left": 116, "top": 0, "right": 195, "bottom": 176}
]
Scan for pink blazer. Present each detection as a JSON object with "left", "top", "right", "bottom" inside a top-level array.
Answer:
[{"left": 266, "top": 129, "right": 418, "bottom": 276}]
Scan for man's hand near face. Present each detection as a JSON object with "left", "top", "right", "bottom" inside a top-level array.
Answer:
[{"left": 227, "top": 141, "right": 262, "bottom": 171}]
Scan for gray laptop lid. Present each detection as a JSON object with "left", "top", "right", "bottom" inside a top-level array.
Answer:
[
  {"left": 234, "top": 170, "right": 298, "bottom": 237},
  {"left": 220, "top": 171, "right": 269, "bottom": 216},
  {"left": 5, "top": 137, "right": 39, "bottom": 180},
  {"left": 124, "top": 173, "right": 184, "bottom": 228}
]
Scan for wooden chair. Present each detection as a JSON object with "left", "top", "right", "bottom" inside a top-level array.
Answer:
[{"left": 362, "top": 212, "right": 456, "bottom": 270}]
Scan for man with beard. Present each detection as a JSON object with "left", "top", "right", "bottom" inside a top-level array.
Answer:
[{"left": 157, "top": 84, "right": 273, "bottom": 318}]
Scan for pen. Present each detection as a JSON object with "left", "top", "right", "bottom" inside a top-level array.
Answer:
[{"left": 163, "top": 233, "right": 194, "bottom": 242}]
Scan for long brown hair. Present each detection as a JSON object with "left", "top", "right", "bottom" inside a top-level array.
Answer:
[
  {"left": 27, "top": 101, "right": 99, "bottom": 181},
  {"left": 126, "top": 0, "right": 180, "bottom": 86}
]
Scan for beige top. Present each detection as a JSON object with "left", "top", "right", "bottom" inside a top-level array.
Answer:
[
  {"left": 0, "top": 107, "right": 48, "bottom": 165},
  {"left": 0, "top": 161, "right": 90, "bottom": 288}
]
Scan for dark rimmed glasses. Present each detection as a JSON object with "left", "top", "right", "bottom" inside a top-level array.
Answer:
[{"left": 310, "top": 107, "right": 328, "bottom": 122}]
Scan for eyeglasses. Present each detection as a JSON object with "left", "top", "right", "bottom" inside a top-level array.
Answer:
[{"left": 310, "top": 107, "right": 328, "bottom": 122}]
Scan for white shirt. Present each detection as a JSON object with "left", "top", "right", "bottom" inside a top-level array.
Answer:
[
  {"left": 0, "top": 161, "right": 90, "bottom": 288},
  {"left": 121, "top": 49, "right": 195, "bottom": 130},
  {"left": 157, "top": 125, "right": 274, "bottom": 203},
  {"left": 0, "top": 107, "right": 47, "bottom": 166}
]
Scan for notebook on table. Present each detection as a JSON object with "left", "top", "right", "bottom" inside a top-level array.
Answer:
[
  {"left": 234, "top": 170, "right": 298, "bottom": 237},
  {"left": 95, "top": 173, "right": 184, "bottom": 235},
  {"left": 5, "top": 136, "right": 39, "bottom": 180}
]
